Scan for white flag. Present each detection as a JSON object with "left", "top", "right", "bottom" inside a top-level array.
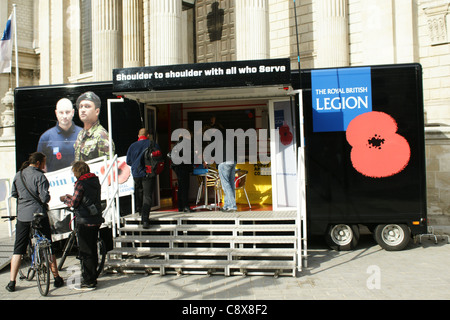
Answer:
[{"left": 0, "top": 13, "right": 13, "bottom": 74}]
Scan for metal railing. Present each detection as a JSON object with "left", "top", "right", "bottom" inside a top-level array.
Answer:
[
  {"left": 0, "top": 178, "right": 13, "bottom": 237},
  {"left": 98, "top": 154, "right": 120, "bottom": 238}
]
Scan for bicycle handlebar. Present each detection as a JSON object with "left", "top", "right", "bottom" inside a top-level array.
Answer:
[{"left": 1, "top": 216, "right": 17, "bottom": 221}]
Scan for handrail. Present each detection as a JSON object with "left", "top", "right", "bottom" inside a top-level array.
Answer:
[
  {"left": 0, "top": 178, "right": 13, "bottom": 237},
  {"left": 6, "top": 195, "right": 13, "bottom": 237},
  {"left": 98, "top": 154, "right": 120, "bottom": 237},
  {"left": 99, "top": 154, "right": 118, "bottom": 185}
]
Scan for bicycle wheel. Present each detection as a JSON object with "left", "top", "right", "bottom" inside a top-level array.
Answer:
[
  {"left": 36, "top": 246, "right": 51, "bottom": 296},
  {"left": 19, "top": 243, "right": 35, "bottom": 281},
  {"left": 58, "top": 232, "right": 76, "bottom": 271},
  {"left": 96, "top": 238, "right": 106, "bottom": 277}
]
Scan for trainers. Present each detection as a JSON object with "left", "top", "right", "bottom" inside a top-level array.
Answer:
[
  {"left": 54, "top": 276, "right": 64, "bottom": 288},
  {"left": 143, "top": 222, "right": 150, "bottom": 229},
  {"left": 73, "top": 282, "right": 96, "bottom": 291},
  {"left": 5, "top": 281, "right": 15, "bottom": 292}
]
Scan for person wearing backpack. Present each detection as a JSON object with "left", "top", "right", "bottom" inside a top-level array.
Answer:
[
  {"left": 126, "top": 128, "right": 152, "bottom": 215},
  {"left": 140, "top": 135, "right": 163, "bottom": 229}
]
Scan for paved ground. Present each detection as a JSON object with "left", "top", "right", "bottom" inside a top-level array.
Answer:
[{"left": 1, "top": 219, "right": 450, "bottom": 305}]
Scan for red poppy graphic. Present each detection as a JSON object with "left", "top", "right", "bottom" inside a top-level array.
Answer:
[
  {"left": 346, "top": 111, "right": 411, "bottom": 178},
  {"left": 100, "top": 160, "right": 131, "bottom": 185},
  {"left": 279, "top": 122, "right": 293, "bottom": 146}
]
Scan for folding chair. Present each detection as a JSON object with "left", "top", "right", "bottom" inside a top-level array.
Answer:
[
  {"left": 235, "top": 169, "right": 251, "bottom": 210},
  {"left": 195, "top": 167, "right": 222, "bottom": 208}
]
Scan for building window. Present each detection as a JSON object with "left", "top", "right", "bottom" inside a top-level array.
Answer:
[
  {"left": 424, "top": 4, "right": 450, "bottom": 46},
  {"left": 80, "top": 0, "right": 92, "bottom": 73},
  {"left": 182, "top": 1, "right": 196, "bottom": 63}
]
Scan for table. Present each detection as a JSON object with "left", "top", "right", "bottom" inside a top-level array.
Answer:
[{"left": 192, "top": 169, "right": 220, "bottom": 211}]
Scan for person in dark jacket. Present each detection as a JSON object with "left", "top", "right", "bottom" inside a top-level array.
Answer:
[
  {"left": 126, "top": 128, "right": 151, "bottom": 214},
  {"left": 126, "top": 128, "right": 161, "bottom": 229},
  {"left": 60, "top": 161, "right": 104, "bottom": 291},
  {"left": 6, "top": 152, "right": 64, "bottom": 293},
  {"left": 170, "top": 130, "right": 194, "bottom": 213}
]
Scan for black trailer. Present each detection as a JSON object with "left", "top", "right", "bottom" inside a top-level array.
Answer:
[
  {"left": 13, "top": 61, "right": 427, "bottom": 253},
  {"left": 297, "top": 63, "right": 427, "bottom": 251}
]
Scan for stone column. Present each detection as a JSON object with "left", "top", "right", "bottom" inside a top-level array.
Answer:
[
  {"left": 149, "top": 0, "right": 182, "bottom": 66},
  {"left": 315, "top": 0, "right": 349, "bottom": 68},
  {"left": 92, "top": 0, "right": 123, "bottom": 80},
  {"left": 235, "top": 0, "right": 269, "bottom": 60},
  {"left": 39, "top": 0, "right": 51, "bottom": 84},
  {"left": 360, "top": 0, "right": 395, "bottom": 64},
  {"left": 123, "top": 0, "right": 144, "bottom": 68}
]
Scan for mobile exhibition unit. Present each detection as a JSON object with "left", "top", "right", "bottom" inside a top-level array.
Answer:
[{"left": 12, "top": 59, "right": 427, "bottom": 276}]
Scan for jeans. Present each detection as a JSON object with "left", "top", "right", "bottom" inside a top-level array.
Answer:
[
  {"left": 218, "top": 161, "right": 237, "bottom": 210},
  {"left": 141, "top": 176, "right": 155, "bottom": 224},
  {"left": 77, "top": 224, "right": 100, "bottom": 284},
  {"left": 133, "top": 177, "right": 144, "bottom": 213},
  {"left": 173, "top": 165, "right": 191, "bottom": 211}
]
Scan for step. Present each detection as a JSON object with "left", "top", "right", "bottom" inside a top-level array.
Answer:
[
  {"left": 106, "top": 258, "right": 295, "bottom": 273},
  {"left": 119, "top": 224, "right": 296, "bottom": 233},
  {"left": 114, "top": 235, "right": 297, "bottom": 245},
  {"left": 110, "top": 211, "right": 300, "bottom": 277},
  {"left": 122, "top": 211, "right": 297, "bottom": 223},
  {"left": 107, "top": 247, "right": 296, "bottom": 259},
  {"left": 0, "top": 240, "right": 14, "bottom": 270}
]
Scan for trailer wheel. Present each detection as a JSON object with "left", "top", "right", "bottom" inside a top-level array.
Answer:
[
  {"left": 374, "top": 224, "right": 411, "bottom": 251},
  {"left": 325, "top": 224, "right": 360, "bottom": 251}
]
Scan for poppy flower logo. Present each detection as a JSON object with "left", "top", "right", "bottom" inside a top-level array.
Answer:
[
  {"left": 100, "top": 160, "right": 131, "bottom": 185},
  {"left": 346, "top": 111, "right": 411, "bottom": 178},
  {"left": 279, "top": 122, "right": 293, "bottom": 146}
]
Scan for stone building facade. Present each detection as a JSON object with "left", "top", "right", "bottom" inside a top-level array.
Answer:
[{"left": 0, "top": 0, "right": 449, "bottom": 226}]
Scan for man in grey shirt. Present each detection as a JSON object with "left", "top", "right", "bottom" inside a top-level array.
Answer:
[
  {"left": 11, "top": 158, "right": 51, "bottom": 222},
  {"left": 6, "top": 152, "right": 63, "bottom": 292}
]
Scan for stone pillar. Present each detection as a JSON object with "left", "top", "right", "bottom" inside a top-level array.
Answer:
[
  {"left": 394, "top": 0, "right": 418, "bottom": 63},
  {"left": 123, "top": 0, "right": 144, "bottom": 68},
  {"left": 425, "top": 126, "right": 450, "bottom": 234},
  {"left": 360, "top": 0, "right": 395, "bottom": 64},
  {"left": 235, "top": 0, "right": 269, "bottom": 60},
  {"left": 92, "top": 0, "right": 123, "bottom": 80},
  {"left": 39, "top": 0, "right": 51, "bottom": 84},
  {"left": 315, "top": 0, "right": 349, "bottom": 68},
  {"left": 149, "top": 0, "right": 182, "bottom": 66}
]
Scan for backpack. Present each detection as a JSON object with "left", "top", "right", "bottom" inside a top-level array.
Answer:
[{"left": 143, "top": 141, "right": 165, "bottom": 178}]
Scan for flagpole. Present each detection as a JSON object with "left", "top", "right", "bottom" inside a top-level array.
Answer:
[{"left": 13, "top": 4, "right": 18, "bottom": 87}]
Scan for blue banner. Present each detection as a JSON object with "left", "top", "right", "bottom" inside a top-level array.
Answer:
[{"left": 311, "top": 67, "right": 372, "bottom": 132}]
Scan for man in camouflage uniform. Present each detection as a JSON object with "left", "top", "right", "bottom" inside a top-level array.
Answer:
[
  {"left": 74, "top": 91, "right": 115, "bottom": 161},
  {"left": 73, "top": 91, "right": 115, "bottom": 252}
]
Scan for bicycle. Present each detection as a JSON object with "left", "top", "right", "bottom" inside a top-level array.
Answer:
[
  {"left": 57, "top": 214, "right": 106, "bottom": 278},
  {"left": 2, "top": 213, "right": 53, "bottom": 296}
]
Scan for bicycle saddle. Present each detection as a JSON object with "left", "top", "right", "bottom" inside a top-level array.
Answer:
[{"left": 32, "top": 212, "right": 46, "bottom": 230}]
